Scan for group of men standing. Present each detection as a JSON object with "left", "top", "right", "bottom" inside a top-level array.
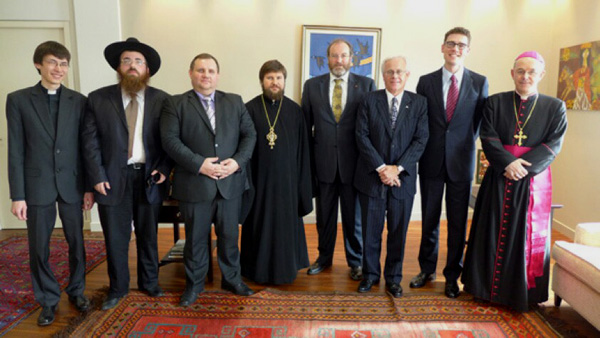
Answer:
[{"left": 6, "top": 25, "right": 567, "bottom": 328}]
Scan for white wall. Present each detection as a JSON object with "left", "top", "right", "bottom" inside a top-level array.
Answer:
[
  {"left": 2, "top": 0, "right": 598, "bottom": 233},
  {"left": 545, "top": 0, "right": 600, "bottom": 237}
]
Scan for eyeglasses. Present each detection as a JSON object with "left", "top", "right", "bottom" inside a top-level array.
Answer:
[
  {"left": 384, "top": 69, "right": 408, "bottom": 77},
  {"left": 444, "top": 41, "right": 469, "bottom": 50},
  {"left": 121, "top": 58, "right": 146, "bottom": 66},
  {"left": 44, "top": 59, "right": 69, "bottom": 68},
  {"left": 329, "top": 53, "right": 350, "bottom": 59}
]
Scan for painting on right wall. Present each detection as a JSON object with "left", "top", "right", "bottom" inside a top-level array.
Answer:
[{"left": 557, "top": 40, "right": 600, "bottom": 111}]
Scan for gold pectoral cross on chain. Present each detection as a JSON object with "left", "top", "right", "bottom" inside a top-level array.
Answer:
[
  {"left": 514, "top": 129, "right": 528, "bottom": 146},
  {"left": 266, "top": 127, "right": 277, "bottom": 149}
]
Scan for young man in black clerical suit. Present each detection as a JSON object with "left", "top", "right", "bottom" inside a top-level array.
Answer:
[{"left": 6, "top": 41, "right": 94, "bottom": 326}]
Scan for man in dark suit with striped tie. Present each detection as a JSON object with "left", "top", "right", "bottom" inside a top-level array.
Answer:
[
  {"left": 355, "top": 56, "right": 429, "bottom": 297},
  {"left": 410, "top": 27, "right": 488, "bottom": 299}
]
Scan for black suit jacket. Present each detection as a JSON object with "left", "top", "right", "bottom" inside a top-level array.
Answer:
[
  {"left": 416, "top": 68, "right": 488, "bottom": 181},
  {"left": 82, "top": 85, "right": 171, "bottom": 206},
  {"left": 7, "top": 83, "right": 87, "bottom": 205},
  {"left": 302, "top": 73, "right": 376, "bottom": 185},
  {"left": 160, "top": 90, "right": 256, "bottom": 203},
  {"left": 354, "top": 90, "right": 429, "bottom": 200}
]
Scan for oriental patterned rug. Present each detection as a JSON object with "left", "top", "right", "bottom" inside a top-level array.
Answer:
[
  {"left": 0, "top": 235, "right": 106, "bottom": 336},
  {"left": 57, "top": 289, "right": 562, "bottom": 338}
]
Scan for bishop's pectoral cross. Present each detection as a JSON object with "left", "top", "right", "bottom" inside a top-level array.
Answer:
[
  {"left": 514, "top": 130, "right": 528, "bottom": 146},
  {"left": 266, "top": 127, "right": 277, "bottom": 149}
]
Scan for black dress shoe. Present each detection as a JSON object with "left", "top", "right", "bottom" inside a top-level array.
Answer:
[
  {"left": 37, "top": 305, "right": 56, "bottom": 326},
  {"left": 101, "top": 295, "right": 124, "bottom": 310},
  {"left": 307, "top": 261, "right": 332, "bottom": 275},
  {"left": 358, "top": 278, "right": 379, "bottom": 293},
  {"left": 349, "top": 266, "right": 363, "bottom": 281},
  {"left": 409, "top": 272, "right": 436, "bottom": 288},
  {"left": 386, "top": 283, "right": 403, "bottom": 298},
  {"left": 68, "top": 294, "right": 90, "bottom": 312},
  {"left": 179, "top": 289, "right": 199, "bottom": 307},
  {"left": 145, "top": 286, "right": 165, "bottom": 297},
  {"left": 445, "top": 280, "right": 460, "bottom": 298},
  {"left": 222, "top": 281, "right": 255, "bottom": 296}
]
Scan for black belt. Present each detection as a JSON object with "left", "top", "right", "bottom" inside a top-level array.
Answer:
[{"left": 128, "top": 163, "right": 145, "bottom": 170}]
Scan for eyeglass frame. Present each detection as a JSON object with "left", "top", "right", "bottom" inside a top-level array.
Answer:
[
  {"left": 121, "top": 58, "right": 146, "bottom": 66},
  {"left": 43, "top": 58, "right": 69, "bottom": 69},
  {"left": 444, "top": 41, "right": 469, "bottom": 50}
]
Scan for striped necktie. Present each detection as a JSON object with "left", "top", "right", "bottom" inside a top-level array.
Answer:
[
  {"left": 446, "top": 74, "right": 458, "bottom": 122},
  {"left": 202, "top": 97, "right": 215, "bottom": 131}
]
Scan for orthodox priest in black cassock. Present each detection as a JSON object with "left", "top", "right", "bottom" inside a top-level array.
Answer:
[
  {"left": 462, "top": 52, "right": 567, "bottom": 312},
  {"left": 241, "top": 60, "right": 313, "bottom": 285}
]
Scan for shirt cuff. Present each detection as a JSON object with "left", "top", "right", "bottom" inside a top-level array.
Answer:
[{"left": 376, "top": 164, "right": 385, "bottom": 172}]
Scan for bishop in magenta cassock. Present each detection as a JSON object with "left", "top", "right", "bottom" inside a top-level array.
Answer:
[{"left": 462, "top": 51, "right": 568, "bottom": 311}]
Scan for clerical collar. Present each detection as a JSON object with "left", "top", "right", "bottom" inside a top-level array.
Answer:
[
  {"left": 330, "top": 71, "right": 349, "bottom": 83},
  {"left": 39, "top": 81, "right": 61, "bottom": 95},
  {"left": 515, "top": 90, "right": 538, "bottom": 101},
  {"left": 262, "top": 94, "right": 281, "bottom": 105}
]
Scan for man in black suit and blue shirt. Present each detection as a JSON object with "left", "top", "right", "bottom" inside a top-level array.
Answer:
[
  {"left": 355, "top": 56, "right": 429, "bottom": 297},
  {"left": 161, "top": 54, "right": 257, "bottom": 307},
  {"left": 82, "top": 38, "right": 171, "bottom": 310},
  {"left": 410, "top": 27, "right": 488, "bottom": 298},
  {"left": 6, "top": 41, "right": 94, "bottom": 326},
  {"left": 302, "top": 39, "right": 376, "bottom": 280}
]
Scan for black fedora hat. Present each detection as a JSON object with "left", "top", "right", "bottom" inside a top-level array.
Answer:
[{"left": 104, "top": 37, "right": 161, "bottom": 76}]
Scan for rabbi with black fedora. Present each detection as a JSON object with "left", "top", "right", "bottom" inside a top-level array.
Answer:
[{"left": 82, "top": 37, "right": 172, "bottom": 310}]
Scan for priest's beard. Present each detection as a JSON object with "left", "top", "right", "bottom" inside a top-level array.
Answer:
[
  {"left": 262, "top": 86, "right": 284, "bottom": 101},
  {"left": 118, "top": 69, "right": 150, "bottom": 93}
]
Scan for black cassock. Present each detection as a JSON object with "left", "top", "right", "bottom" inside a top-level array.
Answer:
[
  {"left": 241, "top": 94, "right": 313, "bottom": 284},
  {"left": 462, "top": 91, "right": 567, "bottom": 312}
]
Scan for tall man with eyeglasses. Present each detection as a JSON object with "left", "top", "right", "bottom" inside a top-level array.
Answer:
[
  {"left": 410, "top": 27, "right": 488, "bottom": 298},
  {"left": 462, "top": 51, "right": 567, "bottom": 311},
  {"left": 302, "top": 39, "right": 376, "bottom": 280},
  {"left": 82, "top": 38, "right": 171, "bottom": 310},
  {"left": 6, "top": 41, "right": 94, "bottom": 326},
  {"left": 355, "top": 56, "right": 428, "bottom": 297}
]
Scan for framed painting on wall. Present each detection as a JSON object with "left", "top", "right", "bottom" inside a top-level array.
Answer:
[
  {"left": 301, "top": 25, "right": 382, "bottom": 89},
  {"left": 557, "top": 40, "right": 600, "bottom": 110}
]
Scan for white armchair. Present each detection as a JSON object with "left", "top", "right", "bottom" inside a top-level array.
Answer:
[{"left": 551, "top": 222, "right": 600, "bottom": 330}]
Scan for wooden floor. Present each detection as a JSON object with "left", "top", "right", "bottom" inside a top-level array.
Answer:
[{"left": 2, "top": 221, "right": 598, "bottom": 337}]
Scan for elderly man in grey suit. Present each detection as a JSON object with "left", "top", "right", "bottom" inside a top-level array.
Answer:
[
  {"left": 6, "top": 41, "right": 94, "bottom": 326},
  {"left": 410, "top": 27, "right": 488, "bottom": 299},
  {"left": 355, "top": 56, "right": 428, "bottom": 297},
  {"left": 302, "top": 39, "right": 376, "bottom": 280},
  {"left": 161, "top": 53, "right": 257, "bottom": 307}
]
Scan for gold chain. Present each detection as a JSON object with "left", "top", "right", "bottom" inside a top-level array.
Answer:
[
  {"left": 261, "top": 95, "right": 283, "bottom": 149},
  {"left": 512, "top": 93, "right": 538, "bottom": 146}
]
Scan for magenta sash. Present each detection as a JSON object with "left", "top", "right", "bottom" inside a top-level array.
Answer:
[{"left": 503, "top": 145, "right": 552, "bottom": 289}]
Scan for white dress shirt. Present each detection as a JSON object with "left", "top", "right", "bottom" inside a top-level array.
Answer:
[{"left": 122, "top": 88, "right": 146, "bottom": 164}]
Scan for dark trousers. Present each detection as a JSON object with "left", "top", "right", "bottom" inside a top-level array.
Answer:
[
  {"left": 418, "top": 166, "right": 471, "bottom": 281},
  {"left": 315, "top": 173, "right": 362, "bottom": 268},
  {"left": 359, "top": 190, "right": 413, "bottom": 284},
  {"left": 27, "top": 198, "right": 85, "bottom": 307},
  {"left": 98, "top": 165, "right": 160, "bottom": 298},
  {"left": 179, "top": 194, "right": 242, "bottom": 293}
]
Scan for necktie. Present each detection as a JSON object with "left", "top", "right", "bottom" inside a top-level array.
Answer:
[
  {"left": 390, "top": 97, "right": 399, "bottom": 129},
  {"left": 125, "top": 93, "right": 138, "bottom": 159},
  {"left": 446, "top": 74, "right": 458, "bottom": 122},
  {"left": 203, "top": 97, "right": 216, "bottom": 131},
  {"left": 332, "top": 79, "right": 343, "bottom": 122}
]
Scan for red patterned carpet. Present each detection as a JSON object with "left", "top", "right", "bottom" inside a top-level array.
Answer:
[
  {"left": 0, "top": 235, "right": 106, "bottom": 336},
  {"left": 60, "top": 289, "right": 561, "bottom": 337}
]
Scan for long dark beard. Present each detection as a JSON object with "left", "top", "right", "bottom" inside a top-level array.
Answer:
[
  {"left": 118, "top": 69, "right": 150, "bottom": 93},
  {"left": 262, "top": 87, "right": 284, "bottom": 101}
]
